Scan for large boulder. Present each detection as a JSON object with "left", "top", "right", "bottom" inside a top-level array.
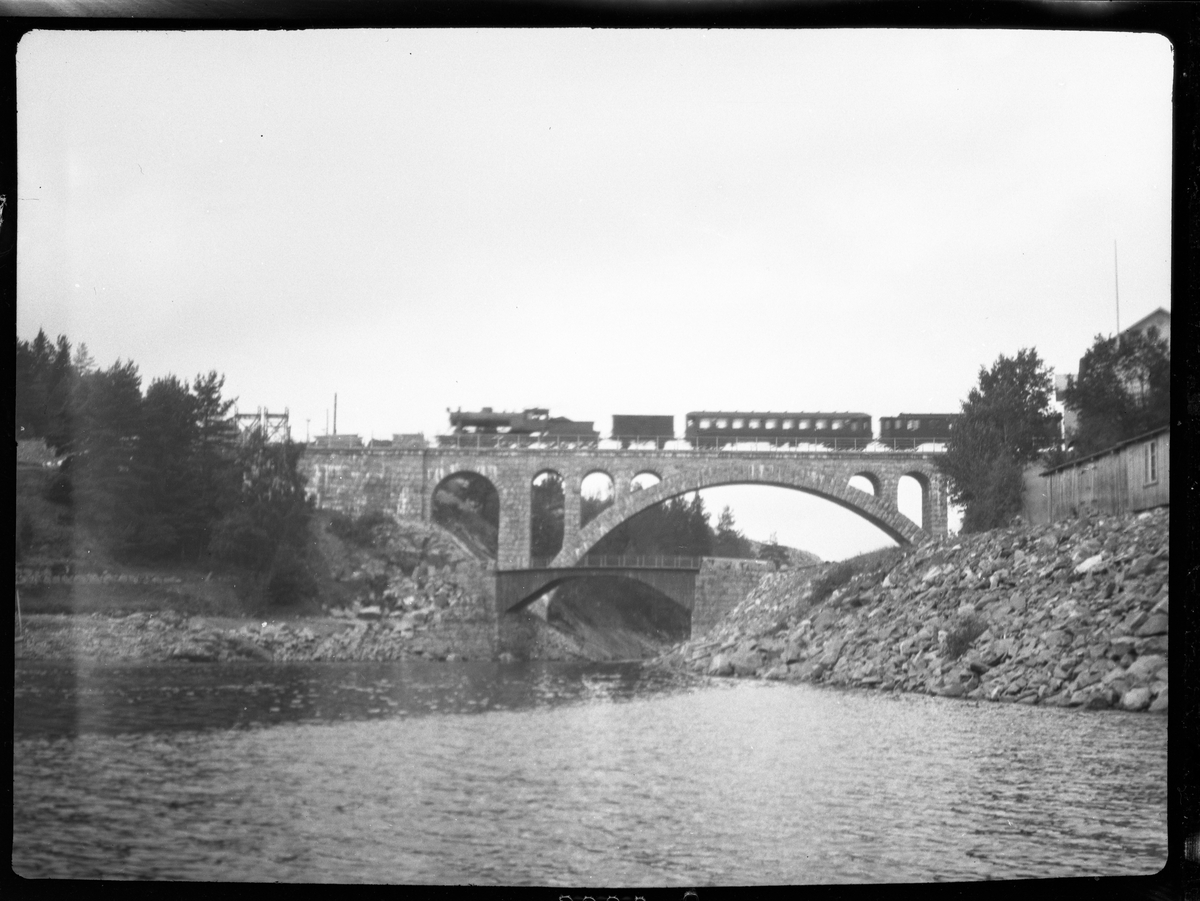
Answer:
[
  {"left": 1126, "top": 654, "right": 1167, "bottom": 683},
  {"left": 707, "top": 654, "right": 734, "bottom": 677},
  {"left": 1149, "top": 688, "right": 1168, "bottom": 713},
  {"left": 1120, "top": 687, "right": 1152, "bottom": 711},
  {"left": 1136, "top": 614, "right": 1168, "bottom": 637},
  {"left": 730, "top": 650, "right": 763, "bottom": 676}
]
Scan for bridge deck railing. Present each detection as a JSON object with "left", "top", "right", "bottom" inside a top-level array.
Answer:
[
  {"left": 526, "top": 554, "right": 702, "bottom": 570},
  {"left": 433, "top": 434, "right": 945, "bottom": 452}
]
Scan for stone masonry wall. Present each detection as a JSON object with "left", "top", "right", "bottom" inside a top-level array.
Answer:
[
  {"left": 693, "top": 558, "right": 777, "bottom": 637},
  {"left": 300, "top": 448, "right": 949, "bottom": 571}
]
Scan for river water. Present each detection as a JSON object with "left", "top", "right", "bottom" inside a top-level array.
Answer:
[{"left": 14, "top": 658, "right": 1166, "bottom": 884}]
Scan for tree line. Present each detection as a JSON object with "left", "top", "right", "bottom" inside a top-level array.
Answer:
[
  {"left": 16, "top": 329, "right": 313, "bottom": 602},
  {"left": 940, "top": 325, "right": 1169, "bottom": 533}
]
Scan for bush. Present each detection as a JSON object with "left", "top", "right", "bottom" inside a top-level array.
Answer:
[
  {"left": 43, "top": 467, "right": 72, "bottom": 505},
  {"left": 16, "top": 513, "right": 34, "bottom": 561},
  {"left": 266, "top": 547, "right": 317, "bottom": 606},
  {"left": 944, "top": 614, "right": 989, "bottom": 660},
  {"left": 328, "top": 509, "right": 393, "bottom": 547},
  {"left": 960, "top": 453, "right": 1026, "bottom": 533}
]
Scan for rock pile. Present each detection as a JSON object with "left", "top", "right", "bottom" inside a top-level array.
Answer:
[
  {"left": 653, "top": 506, "right": 1168, "bottom": 713},
  {"left": 18, "top": 609, "right": 477, "bottom": 664},
  {"left": 313, "top": 514, "right": 496, "bottom": 658},
  {"left": 169, "top": 617, "right": 467, "bottom": 664}
]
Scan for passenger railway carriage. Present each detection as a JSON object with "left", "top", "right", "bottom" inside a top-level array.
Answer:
[
  {"left": 877, "top": 413, "right": 958, "bottom": 448},
  {"left": 685, "top": 411, "right": 874, "bottom": 449}
]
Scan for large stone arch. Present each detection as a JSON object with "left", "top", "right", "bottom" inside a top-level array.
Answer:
[{"left": 550, "top": 467, "right": 928, "bottom": 568}]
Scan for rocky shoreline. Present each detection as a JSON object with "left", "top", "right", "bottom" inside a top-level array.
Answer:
[
  {"left": 15, "top": 608, "right": 494, "bottom": 665},
  {"left": 649, "top": 506, "right": 1169, "bottom": 713}
]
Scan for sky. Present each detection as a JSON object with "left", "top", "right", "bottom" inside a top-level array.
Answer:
[{"left": 16, "top": 29, "right": 1173, "bottom": 559}]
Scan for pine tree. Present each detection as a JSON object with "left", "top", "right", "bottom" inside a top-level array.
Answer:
[
  {"left": 71, "top": 359, "right": 147, "bottom": 555},
  {"left": 139, "top": 376, "right": 201, "bottom": 559}
]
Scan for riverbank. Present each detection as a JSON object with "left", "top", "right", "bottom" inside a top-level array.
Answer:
[
  {"left": 649, "top": 506, "right": 1169, "bottom": 713},
  {"left": 13, "top": 609, "right": 493, "bottom": 664},
  {"left": 14, "top": 509, "right": 679, "bottom": 665}
]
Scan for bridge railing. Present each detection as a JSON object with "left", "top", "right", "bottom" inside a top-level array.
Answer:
[
  {"left": 436, "top": 434, "right": 602, "bottom": 450},
  {"left": 578, "top": 555, "right": 701, "bottom": 570},
  {"left": 433, "top": 434, "right": 946, "bottom": 452},
  {"left": 525, "top": 554, "right": 701, "bottom": 569}
]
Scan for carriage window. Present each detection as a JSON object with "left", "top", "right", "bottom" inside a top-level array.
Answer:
[
  {"left": 907, "top": 419, "right": 920, "bottom": 431},
  {"left": 699, "top": 419, "right": 712, "bottom": 430},
  {"left": 716, "top": 419, "right": 728, "bottom": 429},
  {"left": 765, "top": 419, "right": 777, "bottom": 429},
  {"left": 798, "top": 420, "right": 810, "bottom": 430},
  {"left": 815, "top": 419, "right": 827, "bottom": 430},
  {"left": 831, "top": 420, "right": 843, "bottom": 430},
  {"left": 748, "top": 419, "right": 761, "bottom": 429},
  {"left": 849, "top": 420, "right": 859, "bottom": 432},
  {"left": 732, "top": 418, "right": 744, "bottom": 430},
  {"left": 781, "top": 419, "right": 793, "bottom": 430}
]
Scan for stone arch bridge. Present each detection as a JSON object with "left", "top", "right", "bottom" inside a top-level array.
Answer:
[{"left": 301, "top": 447, "right": 946, "bottom": 616}]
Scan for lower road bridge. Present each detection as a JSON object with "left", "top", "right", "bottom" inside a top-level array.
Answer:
[
  {"left": 496, "top": 555, "right": 702, "bottom": 614},
  {"left": 300, "top": 446, "right": 947, "bottom": 619}
]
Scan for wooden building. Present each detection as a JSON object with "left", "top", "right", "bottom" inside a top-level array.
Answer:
[{"left": 1039, "top": 426, "right": 1169, "bottom": 521}]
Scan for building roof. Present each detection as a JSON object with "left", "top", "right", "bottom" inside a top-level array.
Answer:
[
  {"left": 1040, "top": 424, "right": 1169, "bottom": 476},
  {"left": 1124, "top": 307, "right": 1170, "bottom": 336}
]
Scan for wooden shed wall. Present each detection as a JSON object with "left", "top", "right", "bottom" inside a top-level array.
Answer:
[{"left": 1044, "top": 430, "right": 1169, "bottom": 521}]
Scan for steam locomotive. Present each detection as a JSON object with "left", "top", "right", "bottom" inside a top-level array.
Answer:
[
  {"left": 439, "top": 407, "right": 600, "bottom": 447},
  {"left": 437, "top": 407, "right": 961, "bottom": 450}
]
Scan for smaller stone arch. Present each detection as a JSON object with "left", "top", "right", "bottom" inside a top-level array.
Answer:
[
  {"left": 531, "top": 469, "right": 566, "bottom": 563},
  {"left": 580, "top": 469, "right": 616, "bottom": 527},
  {"left": 630, "top": 470, "right": 662, "bottom": 492},
  {"left": 430, "top": 470, "right": 500, "bottom": 558},
  {"left": 850, "top": 471, "right": 882, "bottom": 496},
  {"left": 899, "top": 470, "right": 932, "bottom": 529}
]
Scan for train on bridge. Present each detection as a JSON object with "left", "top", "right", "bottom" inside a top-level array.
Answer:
[{"left": 427, "top": 407, "right": 966, "bottom": 450}]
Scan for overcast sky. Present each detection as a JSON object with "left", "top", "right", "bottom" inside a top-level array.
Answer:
[{"left": 16, "top": 28, "right": 1173, "bottom": 558}]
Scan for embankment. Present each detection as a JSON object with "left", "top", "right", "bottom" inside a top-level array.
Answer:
[
  {"left": 16, "top": 512, "right": 499, "bottom": 663},
  {"left": 651, "top": 506, "right": 1169, "bottom": 713}
]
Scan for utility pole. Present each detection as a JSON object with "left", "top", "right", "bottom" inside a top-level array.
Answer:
[
  {"left": 1114, "top": 240, "right": 1121, "bottom": 346},
  {"left": 333, "top": 393, "right": 338, "bottom": 436}
]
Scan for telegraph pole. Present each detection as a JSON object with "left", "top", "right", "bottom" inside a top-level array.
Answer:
[{"left": 1114, "top": 240, "right": 1121, "bottom": 345}]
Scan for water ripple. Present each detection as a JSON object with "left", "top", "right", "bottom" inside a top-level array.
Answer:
[{"left": 14, "top": 662, "right": 1165, "bottom": 884}]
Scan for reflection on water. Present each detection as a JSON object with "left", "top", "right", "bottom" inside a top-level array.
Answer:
[
  {"left": 14, "top": 659, "right": 683, "bottom": 737},
  {"left": 14, "top": 660, "right": 1167, "bottom": 884}
]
